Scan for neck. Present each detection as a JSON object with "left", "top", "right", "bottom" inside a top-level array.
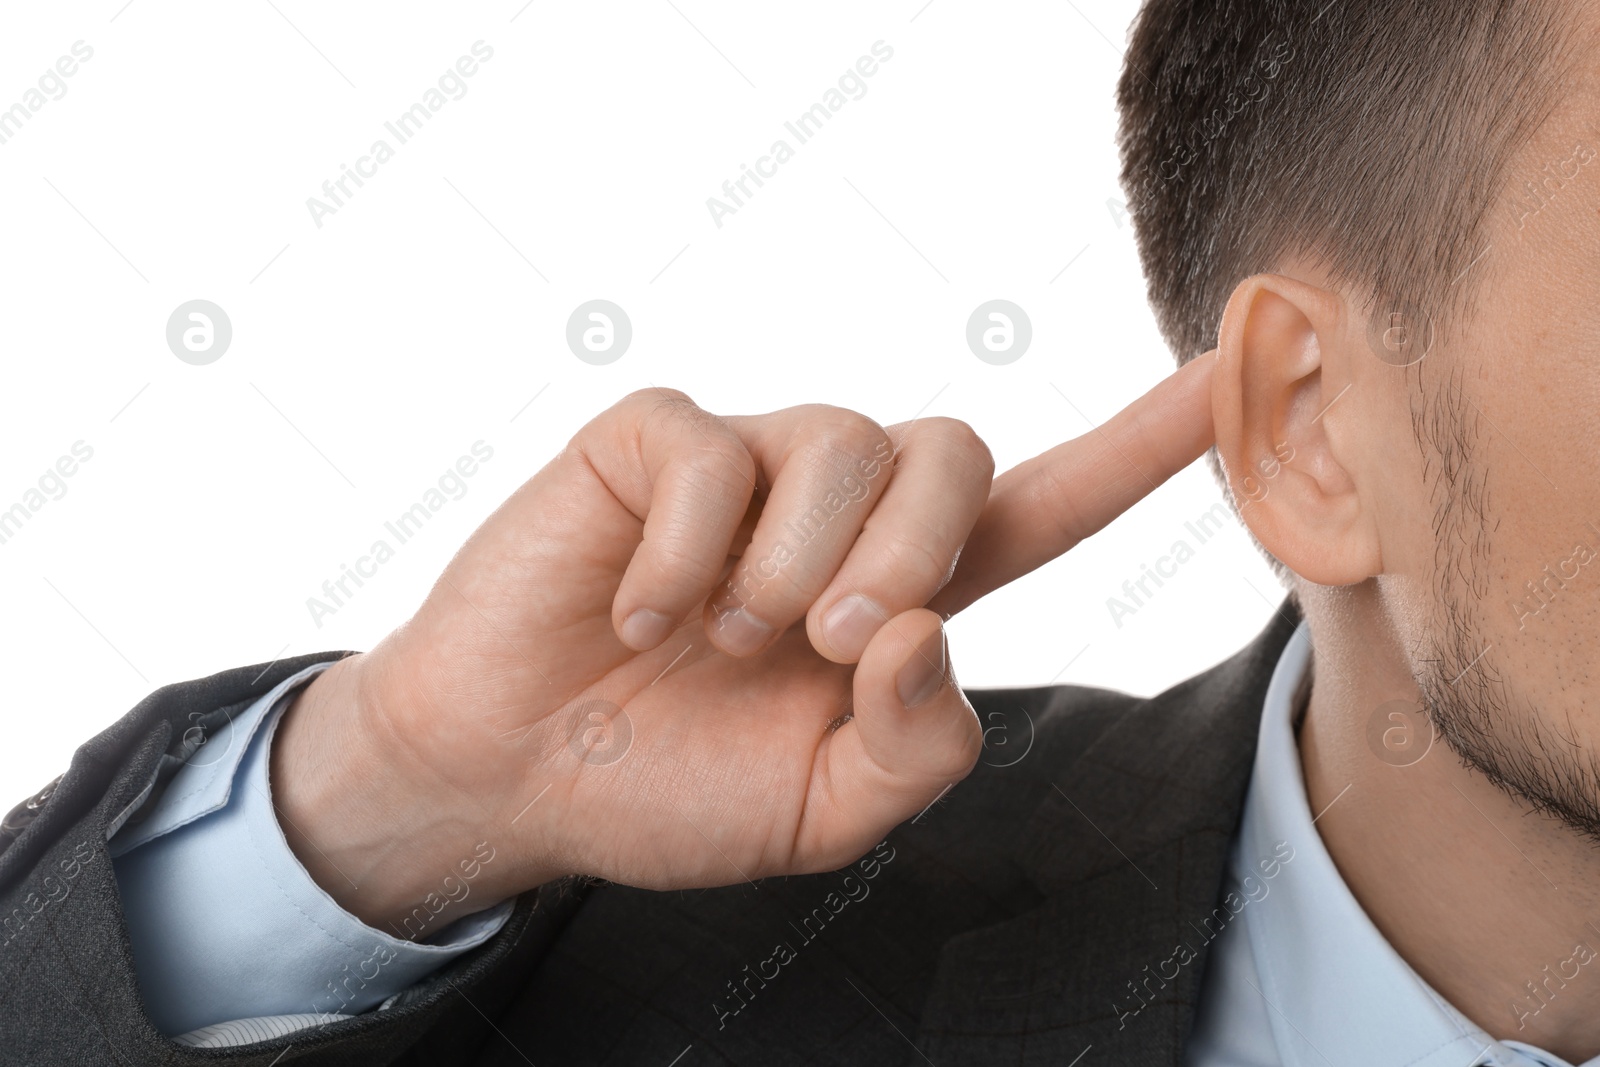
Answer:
[{"left": 1298, "top": 583, "right": 1600, "bottom": 1061}]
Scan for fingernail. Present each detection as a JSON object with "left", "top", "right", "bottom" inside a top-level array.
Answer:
[
  {"left": 822, "top": 594, "right": 883, "bottom": 659},
  {"left": 897, "top": 626, "right": 947, "bottom": 709},
  {"left": 621, "top": 609, "right": 673, "bottom": 649},
  {"left": 711, "top": 604, "right": 775, "bottom": 656}
]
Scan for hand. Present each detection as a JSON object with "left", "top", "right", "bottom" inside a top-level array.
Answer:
[{"left": 271, "top": 354, "right": 1217, "bottom": 935}]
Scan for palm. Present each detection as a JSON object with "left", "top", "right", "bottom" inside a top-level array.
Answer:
[
  {"left": 373, "top": 489, "right": 901, "bottom": 891},
  {"left": 557, "top": 620, "right": 858, "bottom": 889}
]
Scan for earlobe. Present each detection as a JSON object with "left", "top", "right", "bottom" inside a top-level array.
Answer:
[{"left": 1212, "top": 273, "right": 1382, "bottom": 586}]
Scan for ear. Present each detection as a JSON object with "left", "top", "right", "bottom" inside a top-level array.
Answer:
[{"left": 1212, "top": 273, "right": 1382, "bottom": 586}]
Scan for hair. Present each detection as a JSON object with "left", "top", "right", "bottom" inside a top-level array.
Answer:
[{"left": 1114, "top": 0, "right": 1579, "bottom": 589}]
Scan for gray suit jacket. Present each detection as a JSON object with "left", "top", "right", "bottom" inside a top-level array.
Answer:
[{"left": 0, "top": 596, "right": 1300, "bottom": 1065}]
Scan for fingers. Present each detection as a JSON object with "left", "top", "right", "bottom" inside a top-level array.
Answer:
[
  {"left": 928, "top": 349, "right": 1218, "bottom": 618},
  {"left": 798, "top": 608, "right": 981, "bottom": 868},
  {"left": 703, "top": 407, "right": 899, "bottom": 656},
  {"left": 804, "top": 418, "right": 993, "bottom": 662},
  {"left": 706, "top": 411, "right": 993, "bottom": 661},
  {"left": 578, "top": 388, "right": 759, "bottom": 651},
  {"left": 584, "top": 389, "right": 992, "bottom": 661},
  {"left": 586, "top": 352, "right": 1210, "bottom": 651}
]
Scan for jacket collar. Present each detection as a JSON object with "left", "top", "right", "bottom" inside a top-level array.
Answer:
[{"left": 915, "top": 596, "right": 1304, "bottom": 1064}]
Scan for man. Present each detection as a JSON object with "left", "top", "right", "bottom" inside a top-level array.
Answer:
[{"left": 5, "top": 0, "right": 1599, "bottom": 1062}]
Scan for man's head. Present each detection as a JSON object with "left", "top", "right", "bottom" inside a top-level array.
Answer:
[
  {"left": 1118, "top": 0, "right": 1578, "bottom": 373},
  {"left": 1116, "top": 0, "right": 1600, "bottom": 841}
]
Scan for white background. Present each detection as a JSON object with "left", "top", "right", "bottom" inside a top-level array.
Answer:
[{"left": 0, "top": 0, "right": 1284, "bottom": 800}]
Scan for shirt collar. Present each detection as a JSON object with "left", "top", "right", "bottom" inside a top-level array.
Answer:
[{"left": 1235, "top": 619, "right": 1593, "bottom": 1067}]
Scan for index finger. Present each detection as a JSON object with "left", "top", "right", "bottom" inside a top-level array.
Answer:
[{"left": 927, "top": 349, "right": 1218, "bottom": 618}]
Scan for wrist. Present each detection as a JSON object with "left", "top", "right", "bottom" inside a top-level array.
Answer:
[{"left": 268, "top": 653, "right": 520, "bottom": 936}]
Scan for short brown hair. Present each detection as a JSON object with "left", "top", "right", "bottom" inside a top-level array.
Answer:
[{"left": 1115, "top": 0, "right": 1578, "bottom": 585}]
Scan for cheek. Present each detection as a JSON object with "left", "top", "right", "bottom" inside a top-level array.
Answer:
[
  {"left": 1471, "top": 339, "right": 1600, "bottom": 637},
  {"left": 1414, "top": 334, "right": 1600, "bottom": 732},
  {"left": 1352, "top": 393, "right": 1435, "bottom": 586}
]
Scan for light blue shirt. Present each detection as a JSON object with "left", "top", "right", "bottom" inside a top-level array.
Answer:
[
  {"left": 109, "top": 659, "right": 512, "bottom": 1047},
  {"left": 1187, "top": 620, "right": 1598, "bottom": 1067}
]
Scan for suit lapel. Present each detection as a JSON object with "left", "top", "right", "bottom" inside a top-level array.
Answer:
[{"left": 914, "top": 598, "right": 1303, "bottom": 1065}]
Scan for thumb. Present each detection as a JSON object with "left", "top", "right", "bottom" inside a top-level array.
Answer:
[{"left": 800, "top": 609, "right": 981, "bottom": 867}]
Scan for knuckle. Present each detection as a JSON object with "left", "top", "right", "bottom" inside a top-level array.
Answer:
[
  {"left": 632, "top": 389, "right": 727, "bottom": 441},
  {"left": 913, "top": 417, "right": 995, "bottom": 480},
  {"left": 874, "top": 525, "right": 955, "bottom": 590},
  {"left": 602, "top": 388, "right": 707, "bottom": 441},
  {"left": 636, "top": 396, "right": 753, "bottom": 487},
  {"left": 641, "top": 534, "right": 724, "bottom": 593},
  {"left": 957, "top": 423, "right": 997, "bottom": 480},
  {"left": 685, "top": 434, "right": 757, "bottom": 493},
  {"left": 916, "top": 415, "right": 978, "bottom": 450},
  {"left": 649, "top": 395, "right": 715, "bottom": 435},
  {"left": 800, "top": 409, "right": 894, "bottom": 473},
  {"left": 625, "top": 385, "right": 693, "bottom": 408},
  {"left": 1029, "top": 463, "right": 1090, "bottom": 546}
]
